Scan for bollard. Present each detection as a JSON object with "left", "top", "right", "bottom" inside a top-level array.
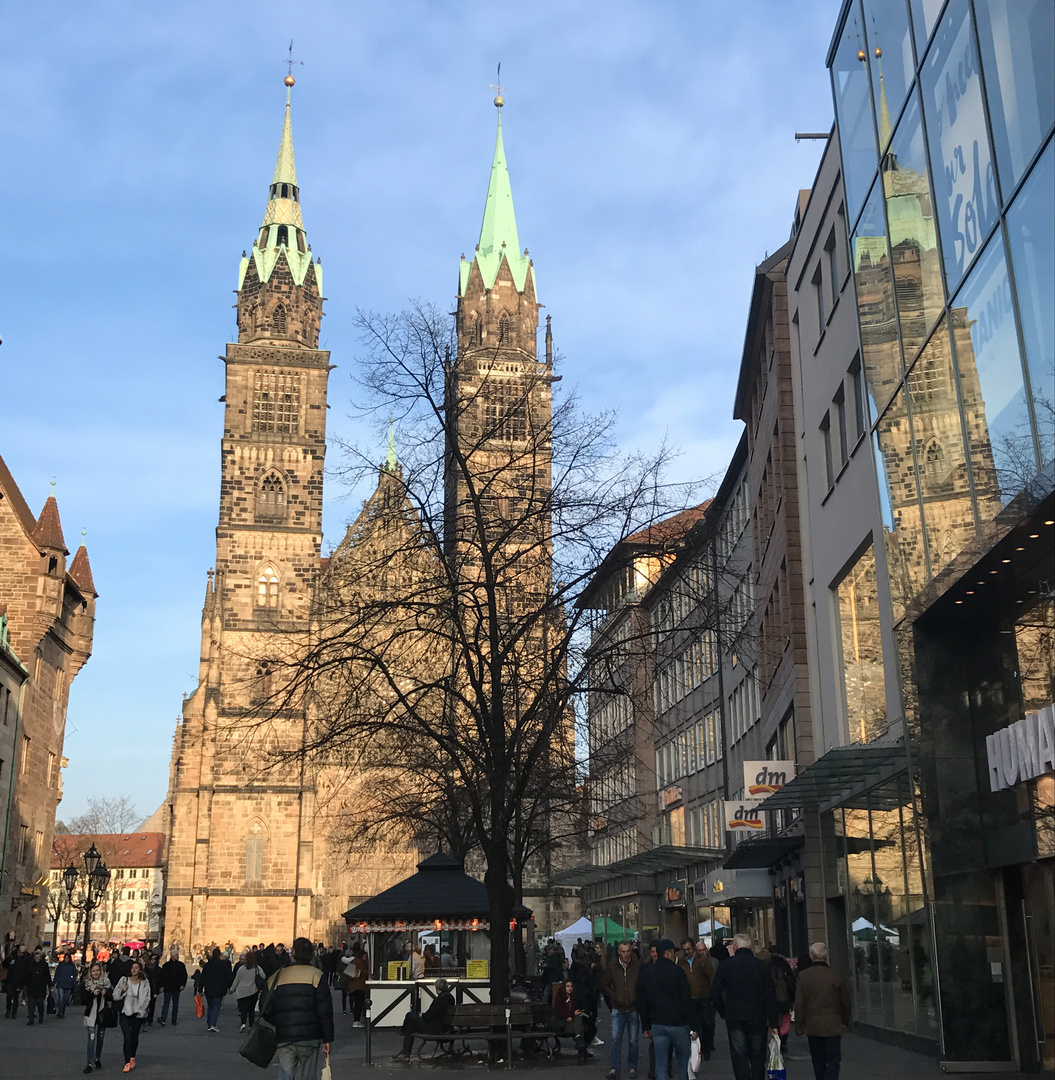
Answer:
[
  {"left": 505, "top": 1005, "right": 513, "bottom": 1069},
  {"left": 364, "top": 997, "right": 372, "bottom": 1065}
]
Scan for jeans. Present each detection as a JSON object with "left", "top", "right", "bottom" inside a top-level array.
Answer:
[
  {"left": 161, "top": 989, "right": 181, "bottom": 1023},
  {"left": 650, "top": 1024, "right": 690, "bottom": 1080},
  {"left": 277, "top": 1041, "right": 324, "bottom": 1080},
  {"left": 86, "top": 1024, "right": 106, "bottom": 1066},
  {"left": 54, "top": 987, "right": 72, "bottom": 1017},
  {"left": 206, "top": 994, "right": 222, "bottom": 1028},
  {"left": 808, "top": 1034, "right": 842, "bottom": 1080},
  {"left": 610, "top": 1009, "right": 640, "bottom": 1071},
  {"left": 237, "top": 992, "right": 259, "bottom": 1027},
  {"left": 725, "top": 1020, "right": 768, "bottom": 1080},
  {"left": 119, "top": 1013, "right": 142, "bottom": 1063},
  {"left": 350, "top": 988, "right": 366, "bottom": 1022},
  {"left": 695, "top": 999, "right": 716, "bottom": 1053}
]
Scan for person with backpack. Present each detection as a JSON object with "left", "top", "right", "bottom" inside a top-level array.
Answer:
[{"left": 228, "top": 948, "right": 267, "bottom": 1032}]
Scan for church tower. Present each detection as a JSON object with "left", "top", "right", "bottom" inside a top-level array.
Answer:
[
  {"left": 446, "top": 92, "right": 553, "bottom": 578},
  {"left": 164, "top": 76, "right": 330, "bottom": 950}
]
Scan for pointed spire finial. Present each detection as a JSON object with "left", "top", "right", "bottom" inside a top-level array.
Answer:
[
  {"left": 386, "top": 415, "right": 398, "bottom": 471},
  {"left": 50, "top": 476, "right": 56, "bottom": 494},
  {"left": 490, "top": 61, "right": 505, "bottom": 108},
  {"left": 284, "top": 40, "right": 302, "bottom": 89},
  {"left": 81, "top": 527, "right": 87, "bottom": 546}
]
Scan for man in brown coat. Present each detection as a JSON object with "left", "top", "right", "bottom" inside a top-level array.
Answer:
[
  {"left": 601, "top": 941, "right": 641, "bottom": 1079},
  {"left": 677, "top": 939, "right": 716, "bottom": 1058},
  {"left": 794, "top": 942, "right": 851, "bottom": 1080}
]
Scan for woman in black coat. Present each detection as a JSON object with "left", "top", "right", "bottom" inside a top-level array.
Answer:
[{"left": 200, "top": 948, "right": 233, "bottom": 1031}]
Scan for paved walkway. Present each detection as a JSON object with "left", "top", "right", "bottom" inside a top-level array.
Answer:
[{"left": 0, "top": 993, "right": 1039, "bottom": 1079}]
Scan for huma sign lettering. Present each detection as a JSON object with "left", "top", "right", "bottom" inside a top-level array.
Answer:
[{"left": 986, "top": 705, "right": 1055, "bottom": 792}]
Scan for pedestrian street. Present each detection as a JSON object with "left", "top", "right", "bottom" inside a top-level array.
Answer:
[{"left": 0, "top": 991, "right": 1039, "bottom": 1080}]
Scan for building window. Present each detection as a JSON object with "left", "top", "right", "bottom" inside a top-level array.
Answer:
[
  {"left": 833, "top": 385, "right": 849, "bottom": 466},
  {"left": 482, "top": 377, "right": 527, "bottom": 442},
  {"left": 498, "top": 313, "right": 512, "bottom": 345},
  {"left": 257, "top": 566, "right": 280, "bottom": 608},
  {"left": 47, "top": 752, "right": 56, "bottom": 787},
  {"left": 20, "top": 735, "right": 29, "bottom": 775},
  {"left": 271, "top": 303, "right": 287, "bottom": 336},
  {"left": 252, "top": 371, "right": 300, "bottom": 434},
  {"left": 812, "top": 264, "right": 826, "bottom": 338},
  {"left": 276, "top": 225, "right": 288, "bottom": 248},
  {"left": 18, "top": 825, "right": 28, "bottom": 863},
  {"left": 820, "top": 411, "right": 834, "bottom": 489},
  {"left": 849, "top": 356, "right": 867, "bottom": 442},
  {"left": 825, "top": 229, "right": 840, "bottom": 302},
  {"left": 835, "top": 544, "right": 887, "bottom": 744},
  {"left": 256, "top": 473, "right": 286, "bottom": 522},
  {"left": 246, "top": 824, "right": 265, "bottom": 882}
]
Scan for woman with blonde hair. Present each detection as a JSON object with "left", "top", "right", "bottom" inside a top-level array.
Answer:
[{"left": 81, "top": 961, "right": 112, "bottom": 1074}]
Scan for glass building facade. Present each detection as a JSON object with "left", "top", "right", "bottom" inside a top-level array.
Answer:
[{"left": 829, "top": 0, "right": 1054, "bottom": 1068}]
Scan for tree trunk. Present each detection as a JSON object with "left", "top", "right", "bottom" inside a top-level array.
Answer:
[{"left": 484, "top": 848, "right": 514, "bottom": 1003}]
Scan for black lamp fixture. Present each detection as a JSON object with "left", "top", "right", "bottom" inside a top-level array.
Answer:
[{"left": 63, "top": 842, "right": 111, "bottom": 967}]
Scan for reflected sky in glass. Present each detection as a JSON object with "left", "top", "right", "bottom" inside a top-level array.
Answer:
[{"left": 833, "top": 0, "right": 879, "bottom": 226}]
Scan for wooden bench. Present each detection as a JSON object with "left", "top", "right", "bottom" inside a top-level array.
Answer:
[{"left": 413, "top": 1002, "right": 559, "bottom": 1061}]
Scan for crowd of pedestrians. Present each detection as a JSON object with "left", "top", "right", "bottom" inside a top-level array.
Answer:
[{"left": 539, "top": 931, "right": 850, "bottom": 1080}]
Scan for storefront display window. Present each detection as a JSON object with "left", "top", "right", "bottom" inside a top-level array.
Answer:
[
  {"left": 974, "top": 0, "right": 1055, "bottom": 194},
  {"left": 949, "top": 233, "right": 1034, "bottom": 512},
  {"left": 838, "top": 777, "right": 937, "bottom": 1039},
  {"left": 835, "top": 545, "right": 887, "bottom": 744},
  {"left": 919, "top": 0, "right": 999, "bottom": 294},
  {"left": 862, "top": 0, "right": 914, "bottom": 151},
  {"left": 904, "top": 316, "right": 976, "bottom": 578},
  {"left": 853, "top": 179, "right": 902, "bottom": 417},
  {"left": 1006, "top": 139, "right": 1054, "bottom": 472},
  {"left": 833, "top": 1, "right": 879, "bottom": 225},
  {"left": 886, "top": 91, "right": 946, "bottom": 359}
]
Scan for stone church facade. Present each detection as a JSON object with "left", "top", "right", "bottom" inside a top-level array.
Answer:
[{"left": 163, "top": 81, "right": 579, "bottom": 953}]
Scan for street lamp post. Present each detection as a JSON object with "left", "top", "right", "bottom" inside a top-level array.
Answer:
[{"left": 63, "top": 843, "right": 111, "bottom": 968}]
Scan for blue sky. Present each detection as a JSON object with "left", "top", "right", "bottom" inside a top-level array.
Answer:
[{"left": 2, "top": 1, "right": 836, "bottom": 822}]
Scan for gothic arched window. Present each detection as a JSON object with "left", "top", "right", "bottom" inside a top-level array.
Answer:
[
  {"left": 276, "top": 225, "right": 288, "bottom": 247},
  {"left": 246, "top": 822, "right": 265, "bottom": 883},
  {"left": 272, "top": 304, "right": 287, "bottom": 337},
  {"left": 469, "top": 315, "right": 482, "bottom": 345},
  {"left": 256, "top": 473, "right": 286, "bottom": 522},
  {"left": 498, "top": 313, "right": 512, "bottom": 345},
  {"left": 257, "top": 565, "right": 280, "bottom": 608}
]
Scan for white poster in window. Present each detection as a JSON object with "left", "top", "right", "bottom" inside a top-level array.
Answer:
[
  {"left": 743, "top": 760, "right": 795, "bottom": 798},
  {"left": 724, "top": 801, "right": 765, "bottom": 832}
]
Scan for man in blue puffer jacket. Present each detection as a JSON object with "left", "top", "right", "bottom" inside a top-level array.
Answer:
[{"left": 262, "top": 937, "right": 334, "bottom": 1080}]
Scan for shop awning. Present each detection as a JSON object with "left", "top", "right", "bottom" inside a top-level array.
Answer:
[
  {"left": 342, "top": 852, "right": 489, "bottom": 925},
  {"left": 551, "top": 844, "right": 723, "bottom": 887},
  {"left": 759, "top": 741, "right": 910, "bottom": 813},
  {"left": 724, "top": 835, "right": 803, "bottom": 869}
]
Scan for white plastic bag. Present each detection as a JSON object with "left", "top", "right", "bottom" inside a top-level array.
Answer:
[
  {"left": 766, "top": 1030, "right": 786, "bottom": 1080},
  {"left": 321, "top": 1050, "right": 332, "bottom": 1080},
  {"left": 688, "top": 1034, "right": 701, "bottom": 1077}
]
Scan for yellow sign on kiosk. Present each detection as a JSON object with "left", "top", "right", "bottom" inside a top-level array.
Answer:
[
  {"left": 465, "top": 959, "right": 488, "bottom": 978},
  {"left": 387, "top": 961, "right": 409, "bottom": 981}
]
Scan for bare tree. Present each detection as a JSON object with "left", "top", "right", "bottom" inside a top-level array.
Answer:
[
  {"left": 63, "top": 796, "right": 139, "bottom": 837},
  {"left": 248, "top": 303, "right": 697, "bottom": 997}
]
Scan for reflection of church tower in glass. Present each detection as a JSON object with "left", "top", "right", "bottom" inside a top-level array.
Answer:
[
  {"left": 164, "top": 75, "right": 331, "bottom": 951},
  {"left": 858, "top": 47, "right": 1000, "bottom": 608}
]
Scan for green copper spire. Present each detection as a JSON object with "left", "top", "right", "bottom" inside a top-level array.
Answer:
[
  {"left": 386, "top": 416, "right": 398, "bottom": 470},
  {"left": 460, "top": 97, "right": 534, "bottom": 296},
  {"left": 238, "top": 79, "right": 321, "bottom": 293}
]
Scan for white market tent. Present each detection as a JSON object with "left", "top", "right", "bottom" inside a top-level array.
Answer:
[{"left": 554, "top": 916, "right": 593, "bottom": 954}]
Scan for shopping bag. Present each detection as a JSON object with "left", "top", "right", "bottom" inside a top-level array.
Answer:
[
  {"left": 321, "top": 1050, "right": 332, "bottom": 1080},
  {"left": 239, "top": 1017, "right": 278, "bottom": 1068},
  {"left": 194, "top": 992, "right": 205, "bottom": 1019},
  {"left": 766, "top": 1030, "right": 786, "bottom": 1080},
  {"left": 688, "top": 1034, "right": 701, "bottom": 1077}
]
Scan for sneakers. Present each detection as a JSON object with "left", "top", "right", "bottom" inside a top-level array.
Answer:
[
  {"left": 208, "top": 1025, "right": 219, "bottom": 1032},
  {"left": 607, "top": 1069, "right": 620, "bottom": 1079},
  {"left": 240, "top": 1023, "right": 247, "bottom": 1032},
  {"left": 157, "top": 1019, "right": 165, "bottom": 1027},
  {"left": 629, "top": 1070, "right": 638, "bottom": 1078},
  {"left": 83, "top": 1068, "right": 93, "bottom": 1075},
  {"left": 393, "top": 1051, "right": 411, "bottom": 1061},
  {"left": 592, "top": 1037, "right": 605, "bottom": 1046}
]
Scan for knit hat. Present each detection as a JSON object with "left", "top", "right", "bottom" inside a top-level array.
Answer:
[{"left": 657, "top": 939, "right": 677, "bottom": 956}]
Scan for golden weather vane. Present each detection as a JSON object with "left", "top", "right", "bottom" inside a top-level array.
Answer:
[
  {"left": 285, "top": 40, "right": 303, "bottom": 87},
  {"left": 490, "top": 61, "right": 505, "bottom": 107}
]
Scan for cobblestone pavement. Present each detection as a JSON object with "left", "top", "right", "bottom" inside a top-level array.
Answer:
[{"left": 0, "top": 993, "right": 1038, "bottom": 1079}]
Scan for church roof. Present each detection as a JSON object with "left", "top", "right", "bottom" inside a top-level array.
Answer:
[
  {"left": 32, "top": 494, "right": 69, "bottom": 554},
  {"left": 239, "top": 81, "right": 321, "bottom": 292},
  {"left": 342, "top": 852, "right": 489, "bottom": 922},
  {"left": 459, "top": 102, "right": 534, "bottom": 296},
  {"left": 68, "top": 544, "right": 97, "bottom": 597},
  {"left": 0, "top": 451, "right": 38, "bottom": 537}
]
